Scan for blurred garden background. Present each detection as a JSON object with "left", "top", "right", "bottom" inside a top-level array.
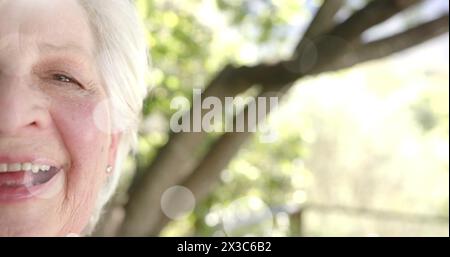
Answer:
[{"left": 94, "top": 0, "right": 449, "bottom": 236}]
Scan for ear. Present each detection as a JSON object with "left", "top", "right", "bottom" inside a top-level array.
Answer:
[{"left": 107, "top": 132, "right": 121, "bottom": 166}]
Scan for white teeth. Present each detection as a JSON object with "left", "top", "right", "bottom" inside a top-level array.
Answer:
[
  {"left": 0, "top": 162, "right": 54, "bottom": 173},
  {"left": 22, "top": 163, "right": 32, "bottom": 171},
  {"left": 9, "top": 163, "right": 21, "bottom": 172},
  {"left": 31, "top": 164, "right": 40, "bottom": 174}
]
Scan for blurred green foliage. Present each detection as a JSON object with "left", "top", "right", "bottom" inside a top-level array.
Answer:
[{"left": 129, "top": 0, "right": 449, "bottom": 236}]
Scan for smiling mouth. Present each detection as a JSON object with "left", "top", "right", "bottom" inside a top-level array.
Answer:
[
  {"left": 0, "top": 167, "right": 60, "bottom": 187},
  {"left": 0, "top": 163, "right": 63, "bottom": 201}
]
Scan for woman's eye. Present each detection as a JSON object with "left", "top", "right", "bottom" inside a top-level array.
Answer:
[
  {"left": 53, "top": 74, "right": 74, "bottom": 83},
  {"left": 51, "top": 73, "right": 85, "bottom": 89}
]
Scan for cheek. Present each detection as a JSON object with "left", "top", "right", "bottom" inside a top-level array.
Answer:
[{"left": 50, "top": 96, "right": 111, "bottom": 230}]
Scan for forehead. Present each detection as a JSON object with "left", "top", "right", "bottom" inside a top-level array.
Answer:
[{"left": 0, "top": 0, "right": 94, "bottom": 57}]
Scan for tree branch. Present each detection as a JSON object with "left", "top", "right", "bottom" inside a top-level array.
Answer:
[
  {"left": 319, "top": 14, "right": 449, "bottom": 74},
  {"left": 222, "top": 0, "right": 424, "bottom": 89},
  {"left": 294, "top": 0, "right": 345, "bottom": 57}
]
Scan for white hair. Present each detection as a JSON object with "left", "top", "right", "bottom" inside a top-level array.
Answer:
[{"left": 77, "top": 0, "right": 149, "bottom": 234}]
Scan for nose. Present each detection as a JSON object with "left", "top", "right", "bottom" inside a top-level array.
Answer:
[{"left": 0, "top": 75, "right": 50, "bottom": 135}]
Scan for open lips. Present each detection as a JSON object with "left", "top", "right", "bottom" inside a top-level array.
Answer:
[{"left": 0, "top": 163, "right": 61, "bottom": 188}]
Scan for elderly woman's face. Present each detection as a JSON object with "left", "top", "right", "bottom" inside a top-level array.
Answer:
[{"left": 0, "top": 0, "right": 118, "bottom": 236}]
